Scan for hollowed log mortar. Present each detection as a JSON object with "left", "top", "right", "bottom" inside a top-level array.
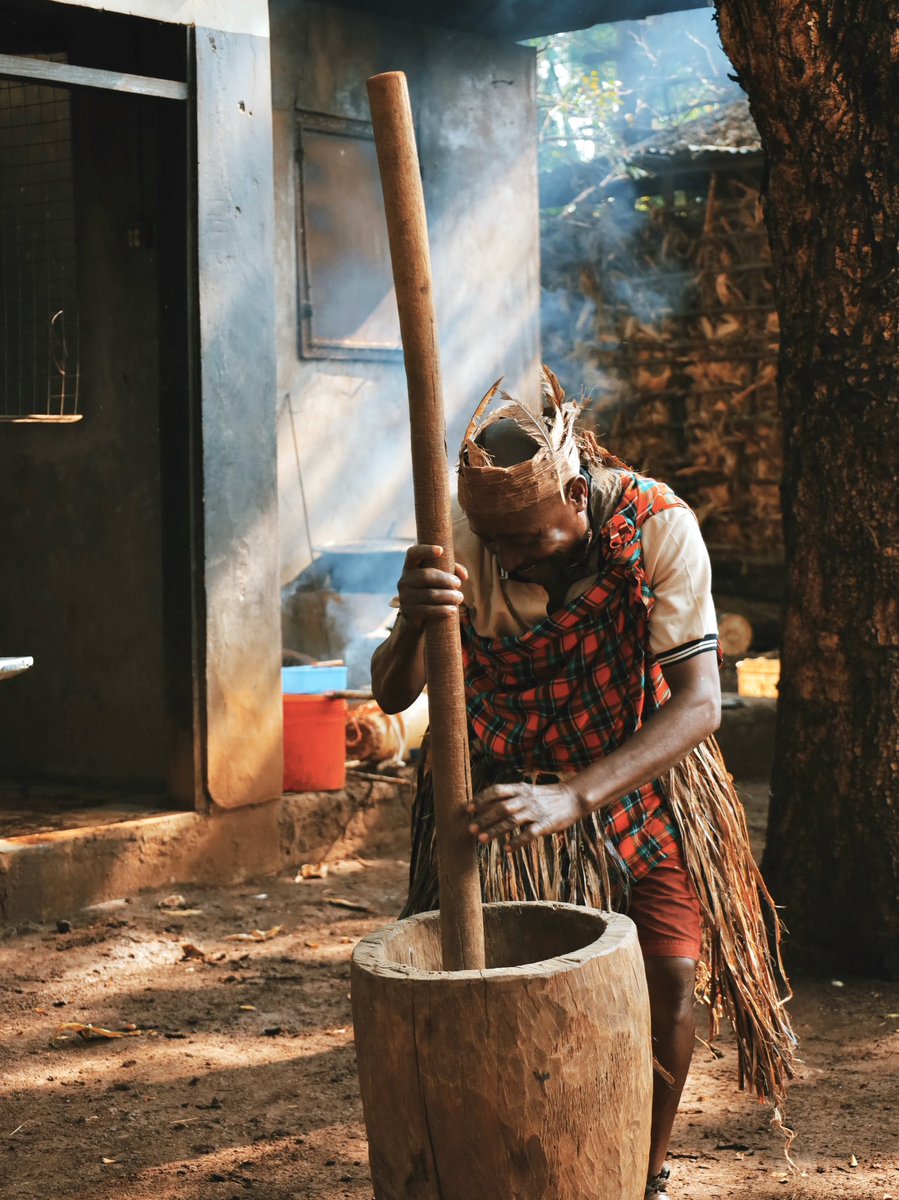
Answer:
[{"left": 352, "top": 901, "right": 652, "bottom": 1200}]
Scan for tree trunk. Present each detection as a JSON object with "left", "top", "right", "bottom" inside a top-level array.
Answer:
[{"left": 716, "top": 1, "right": 899, "bottom": 976}]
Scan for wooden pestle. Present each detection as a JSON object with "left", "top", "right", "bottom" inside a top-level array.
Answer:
[{"left": 367, "top": 70, "right": 486, "bottom": 971}]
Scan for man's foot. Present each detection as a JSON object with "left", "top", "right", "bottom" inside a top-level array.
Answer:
[{"left": 645, "top": 1165, "right": 671, "bottom": 1197}]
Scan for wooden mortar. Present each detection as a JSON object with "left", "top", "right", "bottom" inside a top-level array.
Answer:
[{"left": 352, "top": 902, "right": 653, "bottom": 1199}]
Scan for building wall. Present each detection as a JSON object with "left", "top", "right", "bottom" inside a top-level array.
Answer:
[
  {"left": 270, "top": 1, "right": 541, "bottom": 587},
  {"left": 194, "top": 26, "right": 282, "bottom": 808}
]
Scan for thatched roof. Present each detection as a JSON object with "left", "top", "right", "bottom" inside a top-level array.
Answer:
[{"left": 627, "top": 96, "right": 762, "bottom": 173}]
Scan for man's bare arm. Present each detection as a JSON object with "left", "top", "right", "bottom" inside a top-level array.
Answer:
[{"left": 573, "top": 650, "right": 722, "bottom": 811}]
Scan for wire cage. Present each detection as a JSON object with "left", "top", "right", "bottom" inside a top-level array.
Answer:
[{"left": 0, "top": 65, "right": 81, "bottom": 423}]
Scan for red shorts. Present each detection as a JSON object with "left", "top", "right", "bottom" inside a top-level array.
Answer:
[{"left": 627, "top": 843, "right": 702, "bottom": 960}]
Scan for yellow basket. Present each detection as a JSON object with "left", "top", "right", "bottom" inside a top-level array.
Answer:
[{"left": 735, "top": 656, "right": 780, "bottom": 698}]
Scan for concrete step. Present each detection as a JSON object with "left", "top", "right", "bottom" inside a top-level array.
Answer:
[{"left": 0, "top": 774, "right": 411, "bottom": 929}]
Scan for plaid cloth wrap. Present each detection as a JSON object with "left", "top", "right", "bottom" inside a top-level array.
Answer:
[{"left": 461, "top": 472, "right": 689, "bottom": 880}]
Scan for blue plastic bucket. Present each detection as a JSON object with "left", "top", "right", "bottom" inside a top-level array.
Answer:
[{"left": 282, "top": 665, "right": 348, "bottom": 695}]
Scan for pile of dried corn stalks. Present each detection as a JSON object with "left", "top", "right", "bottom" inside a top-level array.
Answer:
[{"left": 543, "top": 172, "right": 783, "bottom": 563}]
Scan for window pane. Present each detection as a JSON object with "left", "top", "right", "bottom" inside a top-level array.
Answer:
[
  {"left": 0, "top": 70, "right": 80, "bottom": 419},
  {"left": 297, "top": 118, "right": 401, "bottom": 358}
]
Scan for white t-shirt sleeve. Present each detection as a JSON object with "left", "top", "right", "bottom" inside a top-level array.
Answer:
[{"left": 642, "top": 507, "right": 718, "bottom": 666}]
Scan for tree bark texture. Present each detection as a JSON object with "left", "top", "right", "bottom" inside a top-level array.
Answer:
[
  {"left": 716, "top": 2, "right": 899, "bottom": 975},
  {"left": 352, "top": 903, "right": 652, "bottom": 1200}
]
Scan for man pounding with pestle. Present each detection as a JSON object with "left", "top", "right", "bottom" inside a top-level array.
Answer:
[{"left": 372, "top": 367, "right": 796, "bottom": 1199}]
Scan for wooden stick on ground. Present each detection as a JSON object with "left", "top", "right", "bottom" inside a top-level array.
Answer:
[{"left": 367, "top": 71, "right": 486, "bottom": 971}]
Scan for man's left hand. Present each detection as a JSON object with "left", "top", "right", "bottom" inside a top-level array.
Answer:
[{"left": 467, "top": 781, "right": 589, "bottom": 851}]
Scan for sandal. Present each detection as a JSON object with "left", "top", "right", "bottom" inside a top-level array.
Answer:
[{"left": 645, "top": 1165, "right": 671, "bottom": 1197}]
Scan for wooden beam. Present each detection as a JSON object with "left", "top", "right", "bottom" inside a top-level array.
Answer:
[{"left": 0, "top": 52, "right": 188, "bottom": 101}]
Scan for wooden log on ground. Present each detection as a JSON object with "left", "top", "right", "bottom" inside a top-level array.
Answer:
[
  {"left": 715, "top": 594, "right": 783, "bottom": 648},
  {"left": 352, "top": 902, "right": 653, "bottom": 1200}
]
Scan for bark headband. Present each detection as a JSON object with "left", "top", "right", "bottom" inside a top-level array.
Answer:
[{"left": 456, "top": 365, "right": 585, "bottom": 518}]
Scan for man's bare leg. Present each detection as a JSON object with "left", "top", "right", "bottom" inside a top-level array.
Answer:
[{"left": 643, "top": 955, "right": 698, "bottom": 1184}]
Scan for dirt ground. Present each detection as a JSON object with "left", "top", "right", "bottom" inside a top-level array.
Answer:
[{"left": 1, "top": 787, "right": 897, "bottom": 1200}]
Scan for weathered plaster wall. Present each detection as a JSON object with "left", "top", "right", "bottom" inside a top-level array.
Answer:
[
  {"left": 195, "top": 27, "right": 282, "bottom": 809},
  {"left": 270, "top": 1, "right": 541, "bottom": 586}
]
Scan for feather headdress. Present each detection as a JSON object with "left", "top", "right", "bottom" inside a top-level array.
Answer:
[{"left": 457, "top": 365, "right": 586, "bottom": 517}]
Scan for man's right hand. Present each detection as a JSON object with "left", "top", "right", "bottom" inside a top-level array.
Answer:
[
  {"left": 396, "top": 544, "right": 469, "bottom": 630},
  {"left": 372, "top": 544, "right": 468, "bottom": 713}
]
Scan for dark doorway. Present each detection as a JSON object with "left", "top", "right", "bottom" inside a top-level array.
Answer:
[{"left": 0, "top": 3, "right": 198, "bottom": 836}]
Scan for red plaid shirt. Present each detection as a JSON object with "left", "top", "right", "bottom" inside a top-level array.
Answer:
[{"left": 461, "top": 473, "right": 688, "bottom": 879}]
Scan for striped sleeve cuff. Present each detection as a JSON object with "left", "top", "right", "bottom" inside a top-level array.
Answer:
[{"left": 653, "top": 633, "right": 719, "bottom": 668}]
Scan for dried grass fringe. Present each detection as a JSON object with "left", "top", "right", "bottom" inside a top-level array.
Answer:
[
  {"left": 402, "top": 736, "right": 798, "bottom": 1141},
  {"left": 664, "top": 737, "right": 798, "bottom": 1153},
  {"left": 401, "top": 749, "right": 630, "bottom": 919}
]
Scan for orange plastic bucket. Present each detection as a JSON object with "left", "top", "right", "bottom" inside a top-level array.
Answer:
[{"left": 283, "top": 695, "right": 348, "bottom": 791}]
